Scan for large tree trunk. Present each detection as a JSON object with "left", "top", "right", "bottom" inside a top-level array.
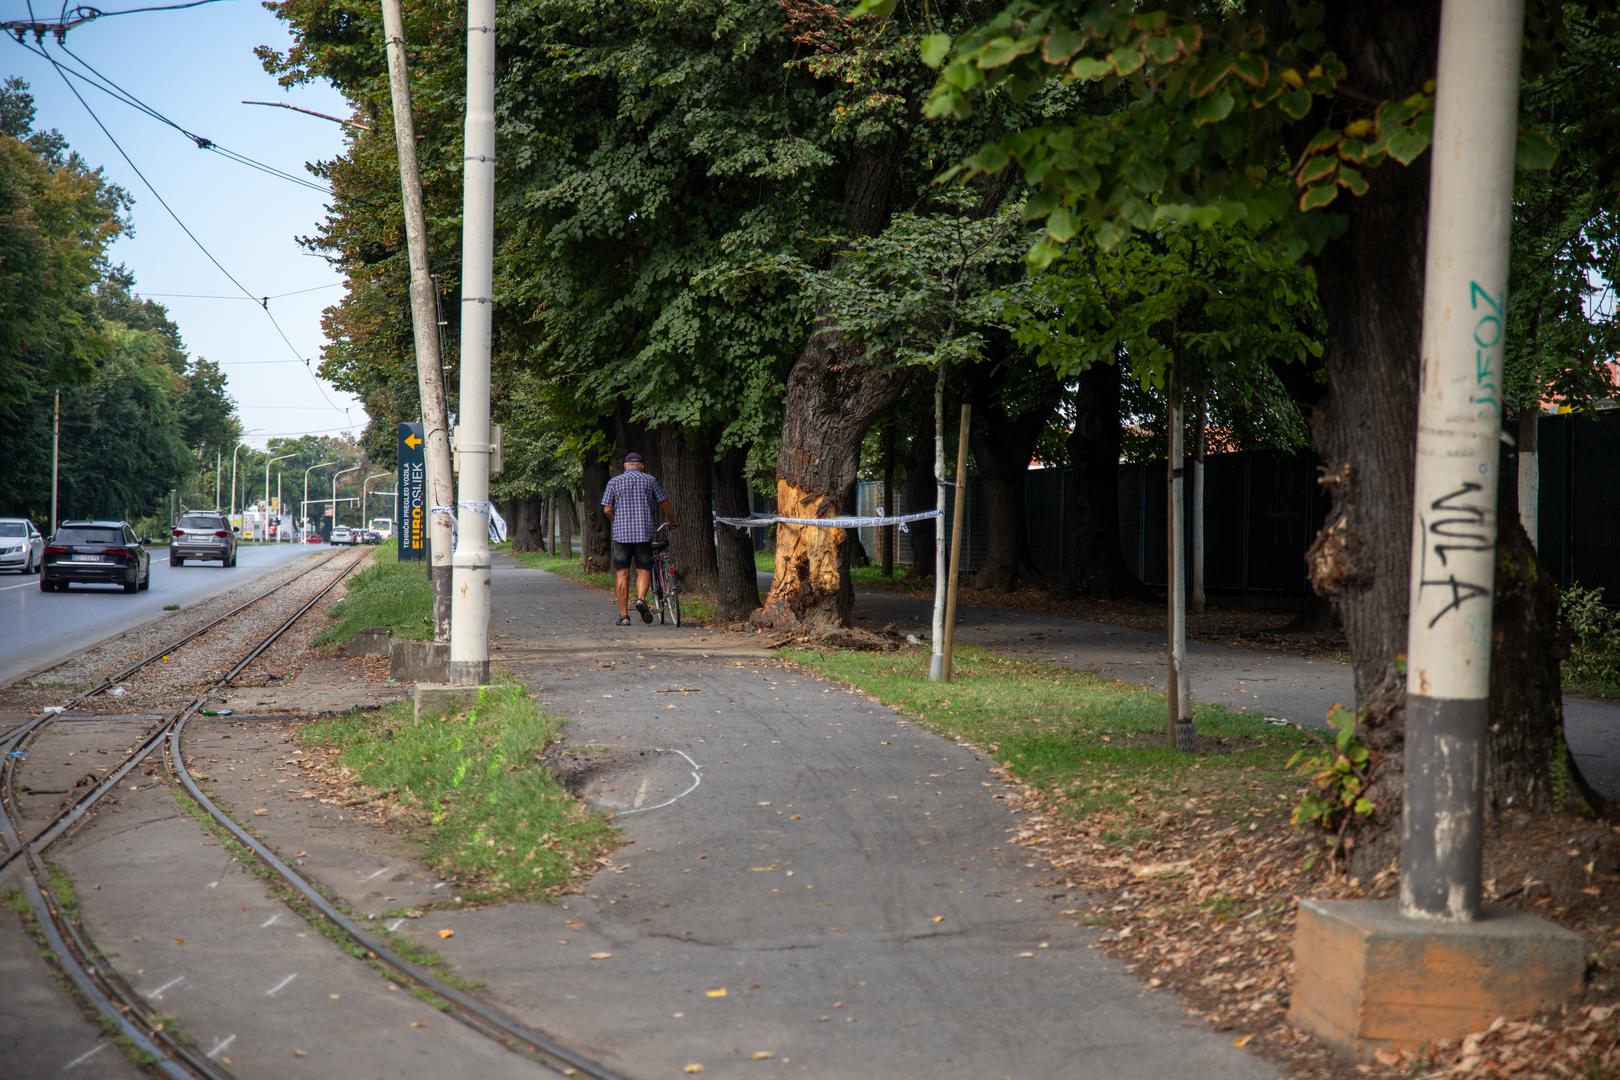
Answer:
[
  {"left": 904, "top": 419, "right": 938, "bottom": 579},
  {"left": 580, "top": 442, "right": 611, "bottom": 572},
  {"left": 712, "top": 443, "right": 762, "bottom": 621},
  {"left": 968, "top": 360, "right": 1057, "bottom": 593},
  {"left": 755, "top": 139, "right": 907, "bottom": 635},
  {"left": 510, "top": 496, "right": 545, "bottom": 552},
  {"left": 880, "top": 419, "right": 896, "bottom": 577},
  {"left": 651, "top": 425, "right": 718, "bottom": 596},
  {"left": 1059, "top": 361, "right": 1151, "bottom": 600}
]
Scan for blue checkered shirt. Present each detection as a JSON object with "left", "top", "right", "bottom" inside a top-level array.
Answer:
[{"left": 601, "top": 469, "right": 669, "bottom": 543}]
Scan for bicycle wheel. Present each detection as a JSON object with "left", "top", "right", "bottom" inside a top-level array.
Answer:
[
  {"left": 655, "top": 562, "right": 668, "bottom": 625},
  {"left": 668, "top": 570, "right": 682, "bottom": 627}
]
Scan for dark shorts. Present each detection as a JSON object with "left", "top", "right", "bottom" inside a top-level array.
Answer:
[{"left": 612, "top": 540, "right": 653, "bottom": 570}]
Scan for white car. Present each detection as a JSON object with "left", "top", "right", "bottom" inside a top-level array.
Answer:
[
  {"left": 0, "top": 518, "right": 45, "bottom": 574},
  {"left": 330, "top": 526, "right": 354, "bottom": 546}
]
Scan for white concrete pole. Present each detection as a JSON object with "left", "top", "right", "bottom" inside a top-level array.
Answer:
[
  {"left": 1401, "top": 0, "right": 1525, "bottom": 922},
  {"left": 1517, "top": 410, "right": 1538, "bottom": 549},
  {"left": 381, "top": 0, "right": 457, "bottom": 642},
  {"left": 50, "top": 389, "right": 59, "bottom": 531},
  {"left": 449, "top": 0, "right": 496, "bottom": 687},
  {"left": 214, "top": 450, "right": 222, "bottom": 509},
  {"left": 1167, "top": 364, "right": 1193, "bottom": 751},
  {"left": 230, "top": 444, "right": 243, "bottom": 524},
  {"left": 276, "top": 474, "right": 282, "bottom": 539},
  {"left": 929, "top": 365, "right": 948, "bottom": 681}
]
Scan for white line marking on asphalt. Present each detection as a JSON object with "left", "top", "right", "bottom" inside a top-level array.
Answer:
[
  {"left": 387, "top": 918, "right": 406, "bottom": 932},
  {"left": 359, "top": 866, "right": 390, "bottom": 883},
  {"left": 260, "top": 913, "right": 280, "bottom": 928},
  {"left": 206, "top": 1035, "right": 236, "bottom": 1060},
  {"left": 617, "top": 749, "right": 702, "bottom": 817},
  {"left": 143, "top": 975, "right": 185, "bottom": 1000},
  {"left": 265, "top": 973, "right": 298, "bottom": 996},
  {"left": 62, "top": 1044, "right": 108, "bottom": 1071},
  {"left": 0, "top": 581, "right": 37, "bottom": 593}
]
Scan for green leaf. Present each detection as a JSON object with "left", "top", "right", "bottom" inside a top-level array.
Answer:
[
  {"left": 1193, "top": 90, "right": 1234, "bottom": 126},
  {"left": 1277, "top": 88, "right": 1312, "bottom": 120},
  {"left": 1144, "top": 33, "right": 1180, "bottom": 65},
  {"left": 1095, "top": 220, "right": 1128, "bottom": 250},
  {"left": 1336, "top": 165, "right": 1368, "bottom": 196},
  {"left": 1231, "top": 53, "right": 1267, "bottom": 87},
  {"left": 1026, "top": 239, "right": 1064, "bottom": 270},
  {"left": 1298, "top": 183, "right": 1338, "bottom": 211},
  {"left": 1354, "top": 797, "right": 1375, "bottom": 816},
  {"left": 920, "top": 33, "right": 952, "bottom": 70},
  {"left": 973, "top": 142, "right": 1010, "bottom": 173},
  {"left": 977, "top": 35, "right": 1036, "bottom": 70},
  {"left": 1042, "top": 27, "right": 1085, "bottom": 65},
  {"left": 1046, "top": 205, "right": 1079, "bottom": 242},
  {"left": 1337, "top": 138, "right": 1368, "bottom": 163},
  {"left": 1383, "top": 125, "right": 1430, "bottom": 166},
  {"left": 1108, "top": 47, "right": 1145, "bottom": 77},
  {"left": 1068, "top": 56, "right": 1112, "bottom": 81},
  {"left": 1514, "top": 128, "right": 1558, "bottom": 171},
  {"left": 1297, "top": 154, "right": 1337, "bottom": 186},
  {"left": 943, "top": 60, "right": 984, "bottom": 92}
]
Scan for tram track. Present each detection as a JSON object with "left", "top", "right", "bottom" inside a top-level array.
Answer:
[{"left": 3, "top": 545, "right": 631, "bottom": 1080}]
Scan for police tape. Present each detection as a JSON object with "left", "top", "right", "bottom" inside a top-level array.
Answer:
[{"left": 714, "top": 508, "right": 942, "bottom": 532}]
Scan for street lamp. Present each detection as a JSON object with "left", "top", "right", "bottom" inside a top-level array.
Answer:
[
  {"left": 229, "top": 443, "right": 250, "bottom": 524},
  {"left": 361, "top": 471, "right": 391, "bottom": 531},
  {"left": 302, "top": 460, "right": 337, "bottom": 542},
  {"left": 332, "top": 465, "right": 361, "bottom": 530},
  {"left": 265, "top": 453, "right": 294, "bottom": 540}
]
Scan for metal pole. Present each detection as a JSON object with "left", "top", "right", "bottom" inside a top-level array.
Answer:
[
  {"left": 215, "top": 450, "right": 222, "bottom": 510},
  {"left": 277, "top": 474, "right": 283, "bottom": 540},
  {"left": 333, "top": 466, "right": 361, "bottom": 529},
  {"left": 1168, "top": 362, "right": 1194, "bottom": 751},
  {"left": 449, "top": 0, "right": 496, "bottom": 687},
  {"left": 50, "top": 389, "right": 59, "bottom": 531},
  {"left": 230, "top": 444, "right": 242, "bottom": 524},
  {"left": 1400, "top": 0, "right": 1524, "bottom": 922},
  {"left": 382, "top": 0, "right": 458, "bottom": 644},
  {"left": 929, "top": 366, "right": 947, "bottom": 681},
  {"left": 940, "top": 405, "right": 972, "bottom": 681}
]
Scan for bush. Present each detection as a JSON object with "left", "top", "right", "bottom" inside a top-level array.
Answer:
[{"left": 1559, "top": 582, "right": 1620, "bottom": 690}]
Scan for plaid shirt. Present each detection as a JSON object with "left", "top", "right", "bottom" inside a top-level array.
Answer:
[{"left": 601, "top": 469, "right": 669, "bottom": 543}]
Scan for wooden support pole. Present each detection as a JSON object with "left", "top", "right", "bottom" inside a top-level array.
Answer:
[{"left": 940, "top": 404, "right": 972, "bottom": 682}]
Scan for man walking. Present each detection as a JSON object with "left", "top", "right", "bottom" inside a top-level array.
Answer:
[{"left": 600, "top": 452, "right": 678, "bottom": 625}]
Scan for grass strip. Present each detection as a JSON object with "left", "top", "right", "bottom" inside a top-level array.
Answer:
[
  {"left": 312, "top": 545, "right": 433, "bottom": 646},
  {"left": 783, "top": 644, "right": 1324, "bottom": 844},
  {"left": 298, "top": 685, "right": 617, "bottom": 902}
]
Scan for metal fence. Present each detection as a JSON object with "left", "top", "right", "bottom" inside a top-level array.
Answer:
[{"left": 849, "top": 410, "right": 1620, "bottom": 597}]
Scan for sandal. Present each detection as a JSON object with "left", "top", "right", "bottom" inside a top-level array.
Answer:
[{"left": 615, "top": 615, "right": 632, "bottom": 626}]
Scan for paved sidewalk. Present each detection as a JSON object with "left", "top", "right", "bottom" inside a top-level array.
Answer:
[
  {"left": 423, "top": 555, "right": 1278, "bottom": 1079},
  {"left": 849, "top": 590, "right": 1620, "bottom": 801}
]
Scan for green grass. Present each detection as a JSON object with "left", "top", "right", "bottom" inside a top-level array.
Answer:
[
  {"left": 783, "top": 644, "right": 1323, "bottom": 840},
  {"left": 510, "top": 548, "right": 717, "bottom": 624},
  {"left": 0, "top": 888, "right": 28, "bottom": 915},
  {"left": 312, "top": 545, "right": 433, "bottom": 646},
  {"left": 297, "top": 684, "right": 617, "bottom": 901},
  {"left": 851, "top": 564, "right": 934, "bottom": 591}
]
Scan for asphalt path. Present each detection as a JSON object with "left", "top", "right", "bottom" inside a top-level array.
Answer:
[{"left": 0, "top": 542, "right": 320, "bottom": 686}]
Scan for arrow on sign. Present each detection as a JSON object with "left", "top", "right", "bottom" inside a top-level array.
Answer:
[{"left": 404, "top": 433, "right": 422, "bottom": 450}]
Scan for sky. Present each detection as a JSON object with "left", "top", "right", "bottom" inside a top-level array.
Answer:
[{"left": 2, "top": 0, "right": 366, "bottom": 452}]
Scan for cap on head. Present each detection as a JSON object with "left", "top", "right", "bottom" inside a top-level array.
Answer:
[{"left": 624, "top": 452, "right": 643, "bottom": 464}]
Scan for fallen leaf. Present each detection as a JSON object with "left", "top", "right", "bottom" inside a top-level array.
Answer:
[
  {"left": 705, "top": 987, "right": 728, "bottom": 998},
  {"left": 410, "top": 1021, "right": 426, "bottom": 1029},
  {"left": 589, "top": 951, "right": 612, "bottom": 960},
  {"left": 1233, "top": 1034, "right": 1253, "bottom": 1048},
  {"left": 294, "top": 1048, "right": 307, "bottom": 1058},
  {"left": 173, "top": 938, "right": 186, "bottom": 945},
  {"left": 565, "top": 921, "right": 586, "bottom": 930},
  {"left": 438, "top": 929, "right": 455, "bottom": 939},
  {"left": 684, "top": 1065, "right": 704, "bottom": 1074},
  {"left": 930, "top": 915, "right": 945, "bottom": 923},
  {"left": 751, "top": 1051, "right": 774, "bottom": 1060},
  {"left": 1016, "top": 951, "right": 1035, "bottom": 958},
  {"left": 253, "top": 808, "right": 268, "bottom": 816}
]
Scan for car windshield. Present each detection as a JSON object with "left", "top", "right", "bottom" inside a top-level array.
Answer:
[
  {"left": 0, "top": 522, "right": 26, "bottom": 537},
  {"left": 55, "top": 527, "right": 121, "bottom": 545},
  {"left": 178, "top": 515, "right": 223, "bottom": 529}
]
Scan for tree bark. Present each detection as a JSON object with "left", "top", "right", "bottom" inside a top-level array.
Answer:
[
  {"left": 756, "top": 139, "right": 907, "bottom": 635},
  {"left": 580, "top": 441, "right": 611, "bottom": 572},
  {"left": 966, "top": 360, "right": 1057, "bottom": 593},
  {"left": 904, "top": 420, "right": 938, "bottom": 579},
  {"left": 651, "top": 425, "right": 718, "bottom": 596},
  {"left": 712, "top": 443, "right": 762, "bottom": 621},
  {"left": 880, "top": 418, "right": 896, "bottom": 577},
  {"left": 510, "top": 496, "right": 544, "bottom": 552},
  {"left": 557, "top": 487, "right": 577, "bottom": 558},
  {"left": 1059, "top": 361, "right": 1151, "bottom": 600}
]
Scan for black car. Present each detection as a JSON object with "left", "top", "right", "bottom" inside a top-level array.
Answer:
[{"left": 41, "top": 520, "right": 152, "bottom": 593}]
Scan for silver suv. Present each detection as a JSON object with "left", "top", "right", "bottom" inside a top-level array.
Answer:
[{"left": 170, "top": 511, "right": 238, "bottom": 567}]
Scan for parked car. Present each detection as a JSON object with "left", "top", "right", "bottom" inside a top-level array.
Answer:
[
  {"left": 170, "top": 510, "right": 238, "bottom": 567},
  {"left": 357, "top": 528, "right": 380, "bottom": 545},
  {"left": 41, "top": 520, "right": 151, "bottom": 593},
  {"left": 330, "top": 526, "right": 354, "bottom": 546},
  {"left": 0, "top": 517, "right": 45, "bottom": 574}
]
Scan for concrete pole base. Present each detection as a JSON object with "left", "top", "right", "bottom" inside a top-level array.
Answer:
[
  {"left": 389, "top": 639, "right": 448, "bottom": 683},
  {"left": 1288, "top": 899, "right": 1584, "bottom": 1062},
  {"left": 448, "top": 659, "right": 490, "bottom": 687},
  {"left": 413, "top": 683, "right": 493, "bottom": 721}
]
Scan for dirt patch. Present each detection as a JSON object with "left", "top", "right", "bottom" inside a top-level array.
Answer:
[{"left": 1002, "top": 780, "right": 1620, "bottom": 1079}]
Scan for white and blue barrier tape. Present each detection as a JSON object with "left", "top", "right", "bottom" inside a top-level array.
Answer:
[{"left": 714, "top": 508, "right": 942, "bottom": 533}]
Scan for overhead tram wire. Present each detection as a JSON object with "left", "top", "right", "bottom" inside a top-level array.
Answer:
[{"left": 39, "top": 53, "right": 355, "bottom": 419}]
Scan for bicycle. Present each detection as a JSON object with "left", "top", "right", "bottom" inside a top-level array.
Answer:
[{"left": 649, "top": 522, "right": 682, "bottom": 627}]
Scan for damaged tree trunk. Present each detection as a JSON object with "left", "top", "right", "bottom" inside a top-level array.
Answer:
[
  {"left": 1059, "top": 360, "right": 1150, "bottom": 600},
  {"left": 755, "top": 140, "right": 907, "bottom": 635}
]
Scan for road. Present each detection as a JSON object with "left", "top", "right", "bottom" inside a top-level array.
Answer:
[{"left": 0, "top": 543, "right": 320, "bottom": 686}]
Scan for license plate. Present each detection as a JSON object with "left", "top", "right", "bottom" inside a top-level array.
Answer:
[{"left": 77, "top": 554, "right": 105, "bottom": 562}]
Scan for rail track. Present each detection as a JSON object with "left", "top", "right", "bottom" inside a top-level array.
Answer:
[{"left": 0, "top": 546, "right": 630, "bottom": 1080}]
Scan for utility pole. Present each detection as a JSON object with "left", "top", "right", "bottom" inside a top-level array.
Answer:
[
  {"left": 1400, "top": 0, "right": 1525, "bottom": 921},
  {"left": 277, "top": 474, "right": 284, "bottom": 540},
  {"left": 230, "top": 444, "right": 245, "bottom": 525},
  {"left": 929, "top": 366, "right": 947, "bottom": 681},
  {"left": 214, "top": 449, "right": 222, "bottom": 510},
  {"left": 449, "top": 0, "right": 496, "bottom": 687},
  {"left": 50, "top": 389, "right": 59, "bottom": 532},
  {"left": 381, "top": 0, "right": 458, "bottom": 643},
  {"left": 939, "top": 405, "right": 971, "bottom": 681},
  {"left": 1167, "top": 362, "right": 1194, "bottom": 751}
]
